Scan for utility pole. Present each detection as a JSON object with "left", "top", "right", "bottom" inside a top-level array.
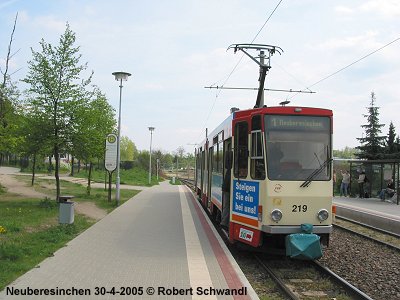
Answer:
[
  {"left": 148, "top": 127, "right": 155, "bottom": 185},
  {"left": 259, "top": 50, "right": 266, "bottom": 107}
]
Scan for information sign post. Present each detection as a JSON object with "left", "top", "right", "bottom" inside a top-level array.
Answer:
[{"left": 105, "top": 134, "right": 118, "bottom": 203}]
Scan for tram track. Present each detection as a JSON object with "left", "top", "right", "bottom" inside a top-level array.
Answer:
[
  {"left": 335, "top": 215, "right": 400, "bottom": 239},
  {"left": 334, "top": 217, "right": 400, "bottom": 252},
  {"left": 253, "top": 254, "right": 373, "bottom": 300},
  {"left": 179, "top": 179, "right": 398, "bottom": 299}
]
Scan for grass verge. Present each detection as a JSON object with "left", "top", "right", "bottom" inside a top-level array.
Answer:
[
  {"left": 73, "top": 168, "right": 160, "bottom": 186},
  {"left": 17, "top": 177, "right": 140, "bottom": 212},
  {"left": 0, "top": 177, "right": 140, "bottom": 291},
  {"left": 0, "top": 199, "right": 93, "bottom": 290}
]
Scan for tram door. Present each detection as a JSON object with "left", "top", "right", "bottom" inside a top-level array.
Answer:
[
  {"left": 207, "top": 147, "right": 213, "bottom": 209},
  {"left": 234, "top": 120, "right": 249, "bottom": 179},
  {"left": 200, "top": 148, "right": 205, "bottom": 195},
  {"left": 222, "top": 138, "right": 232, "bottom": 224}
]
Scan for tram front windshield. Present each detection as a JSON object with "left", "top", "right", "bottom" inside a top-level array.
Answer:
[{"left": 265, "top": 115, "right": 331, "bottom": 181}]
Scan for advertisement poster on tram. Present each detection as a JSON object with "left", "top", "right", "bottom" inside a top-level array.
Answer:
[{"left": 232, "top": 180, "right": 259, "bottom": 220}]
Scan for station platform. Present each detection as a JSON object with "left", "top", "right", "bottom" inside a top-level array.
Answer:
[
  {"left": 333, "top": 196, "right": 400, "bottom": 235},
  {"left": 0, "top": 182, "right": 258, "bottom": 300}
]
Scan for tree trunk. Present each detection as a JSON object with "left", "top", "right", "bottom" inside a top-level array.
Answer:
[
  {"left": 77, "top": 159, "right": 81, "bottom": 173},
  {"left": 87, "top": 161, "right": 92, "bottom": 195},
  {"left": 70, "top": 156, "right": 75, "bottom": 176},
  {"left": 31, "top": 152, "right": 36, "bottom": 186},
  {"left": 54, "top": 146, "right": 60, "bottom": 202},
  {"left": 48, "top": 155, "right": 53, "bottom": 174}
]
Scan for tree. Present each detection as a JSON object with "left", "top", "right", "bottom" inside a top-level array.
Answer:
[
  {"left": 120, "top": 136, "right": 137, "bottom": 161},
  {"left": 69, "top": 88, "right": 116, "bottom": 194},
  {"left": 135, "top": 150, "right": 150, "bottom": 170},
  {"left": 356, "top": 92, "right": 386, "bottom": 160},
  {"left": 0, "top": 13, "right": 20, "bottom": 165},
  {"left": 333, "top": 147, "right": 357, "bottom": 159},
  {"left": 176, "top": 146, "right": 185, "bottom": 158},
  {"left": 385, "top": 121, "right": 397, "bottom": 157},
  {"left": 0, "top": 81, "right": 20, "bottom": 163},
  {"left": 395, "top": 136, "right": 400, "bottom": 158},
  {"left": 23, "top": 24, "right": 93, "bottom": 201},
  {"left": 18, "top": 108, "right": 52, "bottom": 185}
]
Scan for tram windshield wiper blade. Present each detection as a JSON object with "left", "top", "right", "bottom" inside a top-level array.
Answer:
[{"left": 300, "top": 158, "right": 333, "bottom": 188}]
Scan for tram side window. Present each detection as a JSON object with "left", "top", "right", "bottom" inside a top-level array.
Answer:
[
  {"left": 212, "top": 140, "right": 224, "bottom": 175},
  {"left": 234, "top": 122, "right": 249, "bottom": 178},
  {"left": 251, "top": 115, "right": 266, "bottom": 180},
  {"left": 212, "top": 142, "right": 219, "bottom": 174}
]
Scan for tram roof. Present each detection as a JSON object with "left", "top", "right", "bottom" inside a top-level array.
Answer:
[{"left": 233, "top": 106, "right": 332, "bottom": 119}]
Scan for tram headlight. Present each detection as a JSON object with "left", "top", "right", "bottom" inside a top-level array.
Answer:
[
  {"left": 317, "top": 209, "right": 329, "bottom": 222},
  {"left": 270, "top": 209, "right": 282, "bottom": 222}
]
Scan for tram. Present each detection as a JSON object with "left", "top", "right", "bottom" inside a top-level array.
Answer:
[{"left": 194, "top": 105, "right": 333, "bottom": 259}]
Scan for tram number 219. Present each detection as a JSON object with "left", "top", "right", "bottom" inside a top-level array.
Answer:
[{"left": 292, "top": 205, "right": 308, "bottom": 212}]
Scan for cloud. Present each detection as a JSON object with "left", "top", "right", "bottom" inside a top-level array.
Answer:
[
  {"left": 318, "top": 31, "right": 380, "bottom": 51},
  {"left": 334, "top": 6, "right": 354, "bottom": 15},
  {"left": 33, "top": 15, "right": 66, "bottom": 33},
  {"left": 335, "top": 1, "right": 400, "bottom": 18},
  {"left": 361, "top": 0, "right": 400, "bottom": 17}
]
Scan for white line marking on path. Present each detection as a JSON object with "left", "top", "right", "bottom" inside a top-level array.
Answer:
[{"left": 179, "top": 186, "right": 217, "bottom": 300}]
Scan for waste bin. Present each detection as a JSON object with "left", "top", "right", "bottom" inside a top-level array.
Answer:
[
  {"left": 172, "top": 177, "right": 176, "bottom": 184},
  {"left": 59, "top": 200, "right": 74, "bottom": 224}
]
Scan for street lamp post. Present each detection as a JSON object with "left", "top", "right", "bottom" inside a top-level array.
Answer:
[
  {"left": 148, "top": 127, "right": 155, "bottom": 185},
  {"left": 112, "top": 71, "right": 131, "bottom": 206},
  {"left": 156, "top": 159, "right": 160, "bottom": 181}
]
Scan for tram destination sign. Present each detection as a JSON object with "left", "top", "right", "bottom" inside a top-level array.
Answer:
[
  {"left": 105, "top": 134, "right": 117, "bottom": 172},
  {"left": 266, "top": 115, "right": 330, "bottom": 132}
]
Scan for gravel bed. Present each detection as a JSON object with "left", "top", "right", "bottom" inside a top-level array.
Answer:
[{"left": 319, "top": 227, "right": 400, "bottom": 300}]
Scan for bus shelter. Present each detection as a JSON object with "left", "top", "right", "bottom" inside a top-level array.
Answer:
[{"left": 347, "top": 159, "right": 400, "bottom": 205}]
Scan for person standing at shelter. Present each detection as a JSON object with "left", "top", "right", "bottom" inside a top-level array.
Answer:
[
  {"left": 379, "top": 178, "right": 395, "bottom": 201},
  {"left": 340, "top": 170, "right": 350, "bottom": 197},
  {"left": 333, "top": 170, "right": 337, "bottom": 196},
  {"left": 358, "top": 170, "right": 366, "bottom": 198}
]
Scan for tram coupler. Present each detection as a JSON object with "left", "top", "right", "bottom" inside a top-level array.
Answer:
[{"left": 285, "top": 223, "right": 323, "bottom": 260}]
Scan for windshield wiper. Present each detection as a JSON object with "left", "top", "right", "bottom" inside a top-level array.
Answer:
[{"left": 300, "top": 158, "right": 333, "bottom": 188}]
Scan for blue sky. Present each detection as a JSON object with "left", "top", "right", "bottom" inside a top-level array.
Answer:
[{"left": 1, "top": 0, "right": 399, "bottom": 154}]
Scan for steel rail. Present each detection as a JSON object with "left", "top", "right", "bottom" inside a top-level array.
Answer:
[
  {"left": 180, "top": 179, "right": 376, "bottom": 299},
  {"left": 335, "top": 215, "right": 400, "bottom": 239},
  {"left": 254, "top": 254, "right": 375, "bottom": 300},
  {"left": 312, "top": 260, "right": 374, "bottom": 300},
  {"left": 333, "top": 223, "right": 400, "bottom": 252},
  {"left": 178, "top": 178, "right": 195, "bottom": 190},
  {"left": 253, "top": 255, "right": 299, "bottom": 300}
]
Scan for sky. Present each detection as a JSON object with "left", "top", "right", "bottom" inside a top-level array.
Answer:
[{"left": 1, "top": 0, "right": 400, "bottom": 155}]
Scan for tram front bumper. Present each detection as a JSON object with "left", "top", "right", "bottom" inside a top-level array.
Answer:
[{"left": 262, "top": 225, "right": 332, "bottom": 234}]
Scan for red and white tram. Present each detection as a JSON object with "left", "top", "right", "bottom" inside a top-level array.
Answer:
[{"left": 195, "top": 105, "right": 333, "bottom": 259}]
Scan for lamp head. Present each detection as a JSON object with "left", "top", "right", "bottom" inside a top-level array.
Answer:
[{"left": 112, "top": 71, "right": 131, "bottom": 81}]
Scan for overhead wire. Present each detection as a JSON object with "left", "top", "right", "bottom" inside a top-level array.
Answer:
[
  {"left": 197, "top": 0, "right": 284, "bottom": 141},
  {"left": 288, "top": 36, "right": 400, "bottom": 100},
  {"left": 214, "top": 0, "right": 284, "bottom": 96}
]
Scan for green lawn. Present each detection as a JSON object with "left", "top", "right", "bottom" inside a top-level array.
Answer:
[
  {"left": 73, "top": 168, "right": 161, "bottom": 186},
  {"left": 0, "top": 200, "right": 93, "bottom": 290},
  {"left": 18, "top": 177, "right": 140, "bottom": 211},
  {"left": 0, "top": 178, "right": 140, "bottom": 291}
]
